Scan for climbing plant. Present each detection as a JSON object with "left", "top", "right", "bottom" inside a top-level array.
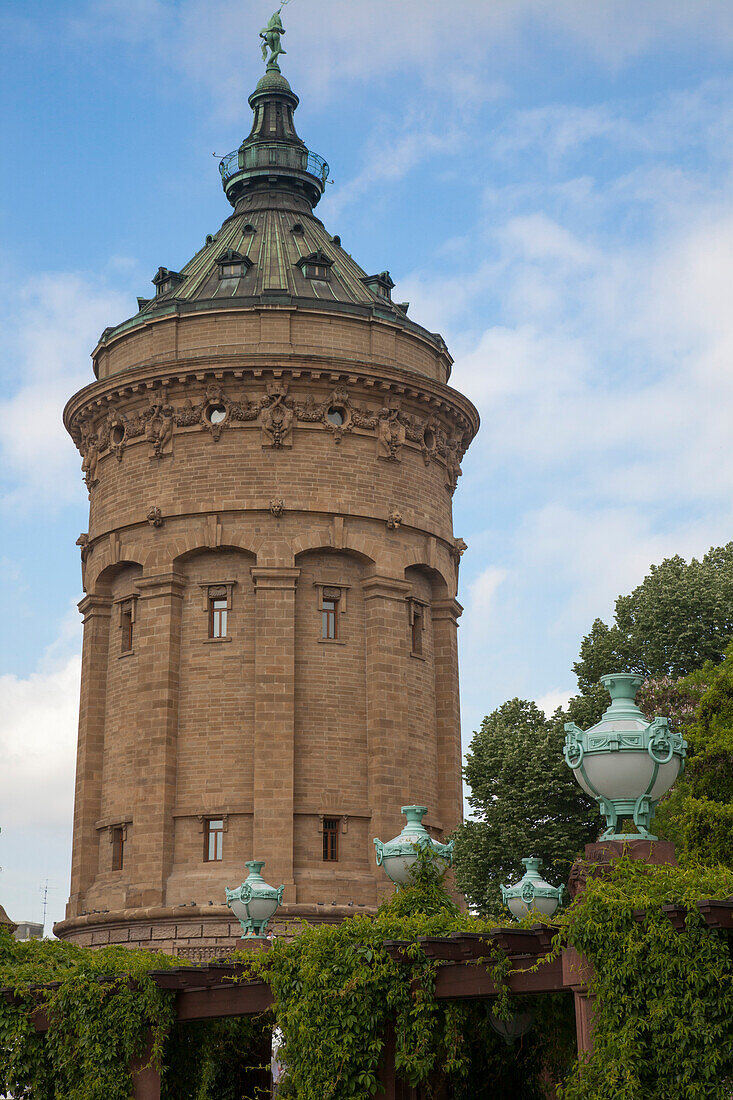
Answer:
[
  {"left": 555, "top": 859, "right": 733, "bottom": 1099},
  {"left": 1, "top": 855, "right": 731, "bottom": 1099},
  {"left": 235, "top": 851, "right": 574, "bottom": 1099},
  {"left": 0, "top": 934, "right": 178, "bottom": 1100}
]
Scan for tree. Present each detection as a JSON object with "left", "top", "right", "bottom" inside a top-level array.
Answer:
[
  {"left": 653, "top": 646, "right": 733, "bottom": 865},
  {"left": 574, "top": 544, "right": 733, "bottom": 693},
  {"left": 453, "top": 699, "right": 598, "bottom": 915}
]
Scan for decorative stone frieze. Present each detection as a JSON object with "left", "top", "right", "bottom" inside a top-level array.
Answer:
[{"left": 68, "top": 367, "right": 474, "bottom": 498}]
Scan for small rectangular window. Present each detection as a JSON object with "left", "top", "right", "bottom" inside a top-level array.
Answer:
[
  {"left": 219, "top": 262, "right": 244, "bottom": 279},
  {"left": 204, "top": 818, "right": 224, "bottom": 862},
  {"left": 209, "top": 597, "right": 228, "bottom": 639},
  {"left": 121, "top": 604, "right": 133, "bottom": 653},
  {"left": 305, "top": 263, "right": 331, "bottom": 281},
  {"left": 322, "top": 817, "right": 339, "bottom": 862},
  {"left": 322, "top": 597, "right": 339, "bottom": 640},
  {"left": 410, "top": 602, "right": 424, "bottom": 657},
  {"left": 111, "top": 826, "right": 125, "bottom": 871}
]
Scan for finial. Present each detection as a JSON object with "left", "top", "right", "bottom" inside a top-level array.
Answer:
[{"left": 260, "top": 2, "right": 290, "bottom": 72}]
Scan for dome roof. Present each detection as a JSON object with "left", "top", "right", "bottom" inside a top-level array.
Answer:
[
  {"left": 251, "top": 69, "right": 295, "bottom": 97},
  {"left": 134, "top": 193, "right": 414, "bottom": 325},
  {"left": 98, "top": 56, "right": 447, "bottom": 357}
]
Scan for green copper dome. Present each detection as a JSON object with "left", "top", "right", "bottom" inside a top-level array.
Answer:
[{"left": 252, "top": 69, "right": 294, "bottom": 96}]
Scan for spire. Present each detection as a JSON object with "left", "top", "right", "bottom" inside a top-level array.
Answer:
[{"left": 219, "top": 7, "right": 329, "bottom": 209}]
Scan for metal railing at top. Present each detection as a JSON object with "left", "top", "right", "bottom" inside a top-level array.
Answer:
[{"left": 219, "top": 145, "right": 329, "bottom": 186}]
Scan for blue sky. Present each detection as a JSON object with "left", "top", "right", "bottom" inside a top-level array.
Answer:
[{"left": 2, "top": 0, "right": 733, "bottom": 931}]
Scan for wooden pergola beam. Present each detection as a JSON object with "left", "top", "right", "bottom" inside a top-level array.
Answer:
[
  {"left": 434, "top": 954, "right": 564, "bottom": 999},
  {"left": 175, "top": 979, "right": 273, "bottom": 1021}
]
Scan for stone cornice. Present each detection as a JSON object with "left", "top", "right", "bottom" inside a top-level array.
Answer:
[
  {"left": 54, "top": 901, "right": 379, "bottom": 938},
  {"left": 360, "top": 575, "right": 412, "bottom": 602},
  {"left": 77, "top": 593, "right": 113, "bottom": 618},
  {"left": 135, "top": 571, "right": 186, "bottom": 598},
  {"left": 431, "top": 597, "right": 464, "bottom": 623},
  {"left": 63, "top": 355, "right": 479, "bottom": 442},
  {"left": 251, "top": 567, "right": 301, "bottom": 590}
]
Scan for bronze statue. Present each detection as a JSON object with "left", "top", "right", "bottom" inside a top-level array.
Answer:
[{"left": 260, "top": 8, "right": 287, "bottom": 70}]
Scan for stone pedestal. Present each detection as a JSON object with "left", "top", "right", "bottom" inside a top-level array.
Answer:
[{"left": 569, "top": 838, "right": 678, "bottom": 899}]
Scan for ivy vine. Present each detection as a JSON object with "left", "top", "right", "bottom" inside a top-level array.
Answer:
[
  {"left": 555, "top": 859, "right": 733, "bottom": 1099},
  {"left": 1, "top": 856, "right": 731, "bottom": 1099}
]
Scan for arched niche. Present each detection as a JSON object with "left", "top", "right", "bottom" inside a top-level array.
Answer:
[
  {"left": 92, "top": 559, "right": 144, "bottom": 599},
  {"left": 292, "top": 530, "right": 380, "bottom": 569},
  {"left": 87, "top": 555, "right": 144, "bottom": 596},
  {"left": 171, "top": 534, "right": 261, "bottom": 569},
  {"left": 404, "top": 561, "right": 451, "bottom": 601}
]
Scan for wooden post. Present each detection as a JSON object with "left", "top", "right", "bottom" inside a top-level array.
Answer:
[
  {"left": 131, "top": 1035, "right": 161, "bottom": 1100},
  {"left": 377, "top": 1026, "right": 398, "bottom": 1099},
  {"left": 377, "top": 1027, "right": 427, "bottom": 1099},
  {"left": 562, "top": 946, "right": 595, "bottom": 1059},
  {"left": 572, "top": 991, "right": 595, "bottom": 1058}
]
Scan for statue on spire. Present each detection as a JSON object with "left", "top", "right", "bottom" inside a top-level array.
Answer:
[{"left": 260, "top": 6, "right": 288, "bottom": 71}]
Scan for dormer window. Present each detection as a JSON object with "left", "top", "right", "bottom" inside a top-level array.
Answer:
[
  {"left": 216, "top": 249, "right": 252, "bottom": 280},
  {"left": 291, "top": 223, "right": 304, "bottom": 234},
  {"left": 152, "top": 266, "right": 184, "bottom": 297},
  {"left": 243, "top": 223, "right": 256, "bottom": 234},
  {"left": 361, "top": 271, "right": 395, "bottom": 301},
  {"left": 297, "top": 250, "right": 333, "bottom": 282}
]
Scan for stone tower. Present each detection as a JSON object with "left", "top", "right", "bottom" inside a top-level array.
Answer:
[{"left": 55, "top": 36, "right": 478, "bottom": 958}]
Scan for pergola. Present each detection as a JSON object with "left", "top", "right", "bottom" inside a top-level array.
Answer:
[{"left": 9, "top": 900, "right": 733, "bottom": 1099}]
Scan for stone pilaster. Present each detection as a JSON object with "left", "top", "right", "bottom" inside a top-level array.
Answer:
[
  {"left": 132, "top": 571, "right": 185, "bottom": 907},
  {"left": 67, "top": 594, "right": 112, "bottom": 918},
  {"left": 362, "top": 574, "right": 412, "bottom": 895},
  {"left": 431, "top": 597, "right": 463, "bottom": 836},
  {"left": 251, "top": 567, "right": 300, "bottom": 900}
]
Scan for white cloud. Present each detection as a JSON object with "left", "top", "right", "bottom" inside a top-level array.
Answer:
[
  {"left": 0, "top": 271, "right": 130, "bottom": 510},
  {"left": 536, "top": 688, "right": 574, "bottom": 716},
  {"left": 467, "top": 566, "right": 507, "bottom": 620},
  {"left": 0, "top": 616, "right": 80, "bottom": 933},
  {"left": 325, "top": 117, "right": 465, "bottom": 220},
  {"left": 0, "top": 654, "right": 79, "bottom": 832}
]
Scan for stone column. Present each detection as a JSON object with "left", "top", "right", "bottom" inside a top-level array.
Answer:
[
  {"left": 362, "top": 574, "right": 412, "bottom": 896},
  {"left": 133, "top": 571, "right": 185, "bottom": 907},
  {"left": 67, "top": 594, "right": 112, "bottom": 918},
  {"left": 251, "top": 567, "right": 300, "bottom": 901},
  {"left": 431, "top": 598, "right": 463, "bottom": 837}
]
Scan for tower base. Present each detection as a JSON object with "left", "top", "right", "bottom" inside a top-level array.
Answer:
[{"left": 53, "top": 902, "right": 377, "bottom": 961}]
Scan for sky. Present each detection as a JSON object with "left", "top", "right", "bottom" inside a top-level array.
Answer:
[{"left": 2, "top": 0, "right": 733, "bottom": 932}]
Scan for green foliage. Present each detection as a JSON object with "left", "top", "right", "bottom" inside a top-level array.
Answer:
[
  {"left": 162, "top": 1017, "right": 272, "bottom": 1099},
  {"left": 230, "top": 860, "right": 574, "bottom": 1099},
  {"left": 453, "top": 698, "right": 598, "bottom": 915},
  {"left": 556, "top": 859, "right": 733, "bottom": 1099},
  {"left": 2, "top": 859, "right": 732, "bottom": 1100},
  {"left": 636, "top": 673, "right": 707, "bottom": 734},
  {"left": 652, "top": 644, "right": 733, "bottom": 864},
  {"left": 574, "top": 544, "right": 733, "bottom": 692},
  {"left": 0, "top": 931, "right": 179, "bottom": 1100}
]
